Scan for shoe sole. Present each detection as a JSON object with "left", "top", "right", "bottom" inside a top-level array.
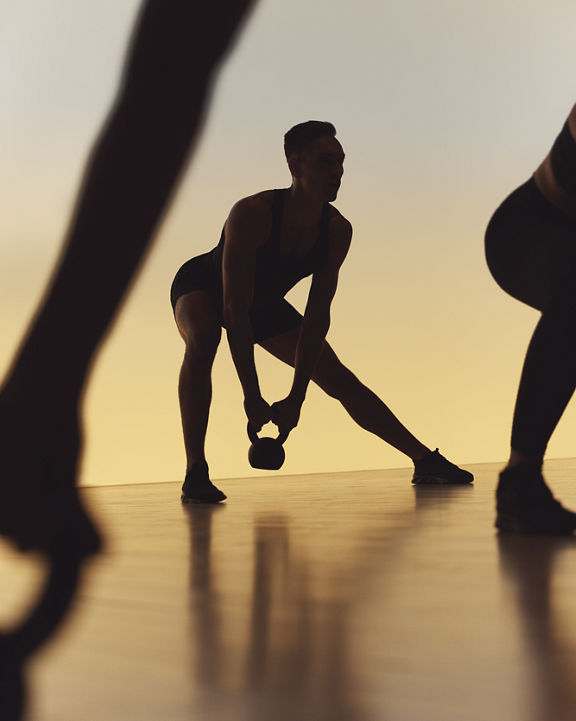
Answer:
[
  {"left": 181, "top": 494, "right": 226, "bottom": 504},
  {"left": 412, "top": 474, "right": 473, "bottom": 485}
]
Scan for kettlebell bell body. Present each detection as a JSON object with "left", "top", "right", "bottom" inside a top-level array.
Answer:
[{"left": 247, "top": 423, "right": 286, "bottom": 470}]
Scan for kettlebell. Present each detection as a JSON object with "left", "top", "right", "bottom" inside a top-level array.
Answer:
[{"left": 247, "top": 422, "right": 287, "bottom": 470}]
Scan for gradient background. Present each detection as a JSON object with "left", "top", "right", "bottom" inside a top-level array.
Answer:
[{"left": 2, "top": 1, "right": 576, "bottom": 486}]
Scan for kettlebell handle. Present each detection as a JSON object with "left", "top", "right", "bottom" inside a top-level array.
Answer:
[{"left": 246, "top": 422, "right": 289, "bottom": 445}]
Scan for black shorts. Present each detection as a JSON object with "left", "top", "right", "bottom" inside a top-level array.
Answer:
[{"left": 170, "top": 254, "right": 303, "bottom": 343}]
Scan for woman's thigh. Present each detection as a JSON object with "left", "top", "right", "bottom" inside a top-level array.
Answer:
[
  {"left": 174, "top": 290, "right": 222, "bottom": 359},
  {"left": 259, "top": 326, "right": 353, "bottom": 397},
  {"left": 250, "top": 300, "right": 303, "bottom": 344}
]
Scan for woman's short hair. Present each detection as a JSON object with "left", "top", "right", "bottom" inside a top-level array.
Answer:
[{"left": 284, "top": 121, "right": 336, "bottom": 159}]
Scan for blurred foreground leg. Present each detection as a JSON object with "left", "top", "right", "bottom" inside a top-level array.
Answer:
[{"left": 0, "top": 0, "right": 256, "bottom": 555}]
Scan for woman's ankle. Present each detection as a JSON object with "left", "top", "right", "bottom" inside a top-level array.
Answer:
[{"left": 506, "top": 448, "right": 543, "bottom": 470}]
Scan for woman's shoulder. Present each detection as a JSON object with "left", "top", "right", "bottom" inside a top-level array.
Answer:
[
  {"left": 229, "top": 189, "right": 278, "bottom": 217},
  {"left": 327, "top": 204, "right": 352, "bottom": 240},
  {"left": 224, "top": 190, "right": 279, "bottom": 248}
]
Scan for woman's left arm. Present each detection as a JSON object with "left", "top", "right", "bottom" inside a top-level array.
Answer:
[{"left": 271, "top": 216, "right": 352, "bottom": 435}]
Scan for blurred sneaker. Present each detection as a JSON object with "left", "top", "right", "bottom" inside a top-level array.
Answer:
[{"left": 496, "top": 464, "right": 576, "bottom": 534}]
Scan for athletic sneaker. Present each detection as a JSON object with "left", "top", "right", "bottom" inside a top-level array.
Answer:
[
  {"left": 181, "top": 461, "right": 227, "bottom": 503},
  {"left": 496, "top": 464, "right": 576, "bottom": 535},
  {"left": 411, "top": 448, "right": 474, "bottom": 485}
]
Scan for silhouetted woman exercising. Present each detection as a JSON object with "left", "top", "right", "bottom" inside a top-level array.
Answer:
[
  {"left": 486, "top": 103, "right": 576, "bottom": 534},
  {"left": 172, "top": 121, "right": 473, "bottom": 502}
]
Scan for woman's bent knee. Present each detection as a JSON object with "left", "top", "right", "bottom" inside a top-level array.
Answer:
[
  {"left": 175, "top": 291, "right": 222, "bottom": 362},
  {"left": 184, "top": 329, "right": 221, "bottom": 365}
]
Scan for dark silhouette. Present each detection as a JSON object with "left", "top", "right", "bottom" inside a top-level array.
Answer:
[
  {"left": 172, "top": 121, "right": 474, "bottom": 501},
  {"left": 486, "top": 103, "right": 576, "bottom": 533},
  {"left": 0, "top": 0, "right": 256, "bottom": 556}
]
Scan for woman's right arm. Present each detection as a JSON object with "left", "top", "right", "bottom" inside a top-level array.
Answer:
[{"left": 222, "top": 196, "right": 272, "bottom": 430}]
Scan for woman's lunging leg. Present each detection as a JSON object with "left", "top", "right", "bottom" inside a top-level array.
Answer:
[{"left": 509, "top": 297, "right": 576, "bottom": 466}]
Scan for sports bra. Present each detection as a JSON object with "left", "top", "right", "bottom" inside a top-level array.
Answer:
[
  {"left": 210, "top": 188, "right": 332, "bottom": 305},
  {"left": 534, "top": 105, "right": 576, "bottom": 217}
]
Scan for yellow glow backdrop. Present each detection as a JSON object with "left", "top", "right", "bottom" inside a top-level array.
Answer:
[{"left": 2, "top": 1, "right": 576, "bottom": 485}]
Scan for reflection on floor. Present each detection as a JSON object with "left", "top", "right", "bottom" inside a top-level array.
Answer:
[{"left": 2, "top": 459, "right": 576, "bottom": 721}]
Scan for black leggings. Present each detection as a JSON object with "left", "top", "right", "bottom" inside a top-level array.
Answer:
[{"left": 485, "top": 178, "right": 576, "bottom": 456}]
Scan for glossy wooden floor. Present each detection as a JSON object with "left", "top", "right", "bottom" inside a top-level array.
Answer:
[{"left": 3, "top": 459, "right": 576, "bottom": 721}]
